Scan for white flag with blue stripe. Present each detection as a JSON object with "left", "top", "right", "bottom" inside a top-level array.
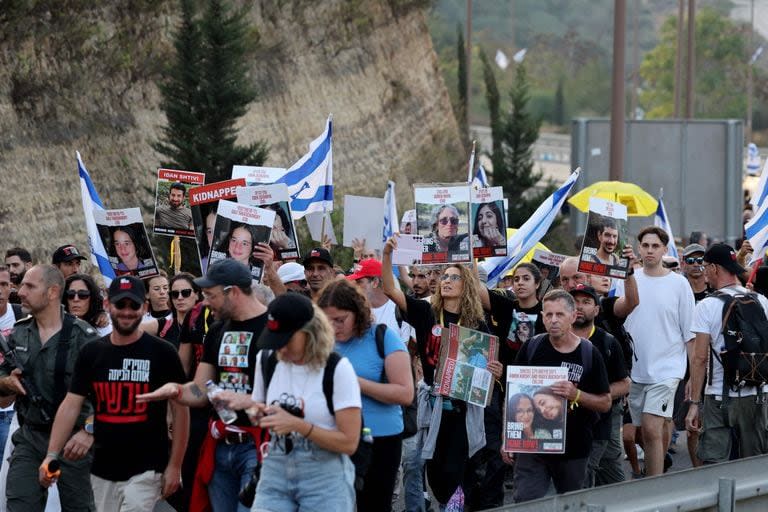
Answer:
[
  {"left": 751, "top": 158, "right": 768, "bottom": 210},
  {"left": 481, "top": 168, "right": 580, "bottom": 288},
  {"left": 276, "top": 115, "right": 333, "bottom": 219},
  {"left": 746, "top": 197, "right": 768, "bottom": 265},
  {"left": 383, "top": 181, "right": 398, "bottom": 243},
  {"left": 653, "top": 189, "right": 678, "bottom": 259},
  {"left": 471, "top": 165, "right": 489, "bottom": 188},
  {"left": 77, "top": 152, "right": 116, "bottom": 284}
]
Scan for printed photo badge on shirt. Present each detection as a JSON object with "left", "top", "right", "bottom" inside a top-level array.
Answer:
[
  {"left": 218, "top": 331, "right": 254, "bottom": 391},
  {"left": 209, "top": 199, "right": 275, "bottom": 283},
  {"left": 237, "top": 184, "right": 301, "bottom": 262},
  {"left": 415, "top": 183, "right": 472, "bottom": 264},
  {"left": 504, "top": 365, "right": 569, "bottom": 454},
  {"left": 578, "top": 197, "right": 630, "bottom": 279},
  {"left": 93, "top": 207, "right": 160, "bottom": 279},
  {"left": 152, "top": 168, "right": 205, "bottom": 238},
  {"left": 507, "top": 311, "right": 538, "bottom": 351},
  {"left": 470, "top": 186, "right": 507, "bottom": 259},
  {"left": 435, "top": 324, "right": 499, "bottom": 407}
]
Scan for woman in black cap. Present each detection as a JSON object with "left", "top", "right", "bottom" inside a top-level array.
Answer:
[{"left": 218, "top": 293, "right": 362, "bottom": 511}]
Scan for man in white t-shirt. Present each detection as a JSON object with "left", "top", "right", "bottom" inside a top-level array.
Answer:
[
  {"left": 685, "top": 243, "right": 768, "bottom": 463},
  {"left": 624, "top": 226, "right": 695, "bottom": 476},
  {"left": 0, "top": 267, "right": 18, "bottom": 337}
]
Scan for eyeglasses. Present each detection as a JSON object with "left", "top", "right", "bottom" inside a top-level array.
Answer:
[
  {"left": 685, "top": 257, "right": 704, "bottom": 265},
  {"left": 66, "top": 289, "right": 91, "bottom": 300},
  {"left": 202, "top": 285, "right": 233, "bottom": 301},
  {"left": 438, "top": 217, "right": 459, "bottom": 226},
  {"left": 440, "top": 274, "right": 463, "bottom": 282},
  {"left": 170, "top": 288, "right": 194, "bottom": 299},
  {"left": 114, "top": 299, "right": 141, "bottom": 311}
]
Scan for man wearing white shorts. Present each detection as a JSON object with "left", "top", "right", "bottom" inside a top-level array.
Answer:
[{"left": 624, "top": 227, "right": 695, "bottom": 476}]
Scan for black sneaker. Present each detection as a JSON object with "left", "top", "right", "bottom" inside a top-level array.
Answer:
[{"left": 664, "top": 451, "right": 673, "bottom": 473}]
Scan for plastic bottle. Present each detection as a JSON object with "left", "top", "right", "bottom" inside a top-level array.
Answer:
[
  {"left": 205, "top": 380, "right": 238, "bottom": 424},
  {"left": 361, "top": 427, "right": 374, "bottom": 444}
]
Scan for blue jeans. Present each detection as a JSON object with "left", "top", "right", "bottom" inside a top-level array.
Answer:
[
  {"left": 254, "top": 435, "right": 355, "bottom": 512},
  {"left": 402, "top": 430, "right": 426, "bottom": 512},
  {"left": 209, "top": 442, "right": 258, "bottom": 512},
  {"left": 0, "top": 411, "right": 14, "bottom": 463}
]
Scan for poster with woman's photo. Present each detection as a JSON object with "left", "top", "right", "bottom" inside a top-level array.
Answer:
[
  {"left": 435, "top": 324, "right": 499, "bottom": 407},
  {"left": 93, "top": 208, "right": 159, "bottom": 278},
  {"left": 470, "top": 186, "right": 507, "bottom": 259},
  {"left": 189, "top": 178, "right": 246, "bottom": 274},
  {"left": 531, "top": 249, "right": 567, "bottom": 297},
  {"left": 504, "top": 365, "right": 569, "bottom": 454},
  {"left": 414, "top": 184, "right": 471, "bottom": 264},
  {"left": 578, "top": 197, "right": 630, "bottom": 279},
  {"left": 209, "top": 199, "right": 275, "bottom": 282},
  {"left": 237, "top": 184, "right": 300, "bottom": 261},
  {"left": 152, "top": 168, "right": 205, "bottom": 238}
]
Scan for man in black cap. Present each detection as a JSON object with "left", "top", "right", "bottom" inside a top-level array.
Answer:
[
  {"left": 51, "top": 245, "right": 87, "bottom": 279},
  {"left": 137, "top": 259, "right": 268, "bottom": 512},
  {"left": 41, "top": 275, "right": 189, "bottom": 510},
  {"left": 569, "top": 285, "right": 629, "bottom": 487},
  {"left": 302, "top": 248, "right": 335, "bottom": 300},
  {"left": 685, "top": 243, "right": 768, "bottom": 463}
]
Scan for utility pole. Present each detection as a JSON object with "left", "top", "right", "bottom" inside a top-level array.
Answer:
[
  {"left": 631, "top": 0, "right": 639, "bottom": 119},
  {"left": 747, "top": 0, "right": 755, "bottom": 142},
  {"left": 685, "top": 0, "right": 695, "bottom": 119},
  {"left": 609, "top": 0, "right": 627, "bottom": 181},
  {"left": 674, "top": 0, "right": 685, "bottom": 117},
  {"left": 466, "top": 0, "right": 472, "bottom": 126}
]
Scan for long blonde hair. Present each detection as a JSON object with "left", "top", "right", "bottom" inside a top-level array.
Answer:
[{"left": 431, "top": 264, "right": 485, "bottom": 329}]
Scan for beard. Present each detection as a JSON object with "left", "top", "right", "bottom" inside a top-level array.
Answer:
[
  {"left": 573, "top": 316, "right": 592, "bottom": 328},
  {"left": 110, "top": 313, "right": 143, "bottom": 336}
]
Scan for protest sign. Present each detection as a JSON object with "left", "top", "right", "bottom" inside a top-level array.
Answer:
[
  {"left": 237, "top": 184, "right": 300, "bottom": 261},
  {"left": 578, "top": 197, "right": 630, "bottom": 279},
  {"left": 391, "top": 234, "right": 424, "bottom": 265},
  {"left": 152, "top": 169, "right": 205, "bottom": 238},
  {"left": 189, "top": 178, "right": 246, "bottom": 274},
  {"left": 414, "top": 184, "right": 471, "bottom": 264},
  {"left": 209, "top": 199, "right": 275, "bottom": 282},
  {"left": 470, "top": 186, "right": 507, "bottom": 258},
  {"left": 94, "top": 207, "right": 159, "bottom": 279},
  {"left": 435, "top": 324, "right": 499, "bottom": 407},
  {"left": 400, "top": 209, "right": 417, "bottom": 234},
  {"left": 231, "top": 165, "right": 287, "bottom": 184},
  {"left": 531, "top": 249, "right": 568, "bottom": 296},
  {"left": 342, "top": 195, "right": 385, "bottom": 251},
  {"left": 503, "top": 365, "right": 569, "bottom": 454},
  {"left": 305, "top": 211, "right": 337, "bottom": 244}
]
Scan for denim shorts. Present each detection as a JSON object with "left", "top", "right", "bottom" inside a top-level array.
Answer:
[{"left": 253, "top": 436, "right": 355, "bottom": 512}]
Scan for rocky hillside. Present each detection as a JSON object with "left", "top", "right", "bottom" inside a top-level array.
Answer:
[{"left": 0, "top": 0, "right": 463, "bottom": 262}]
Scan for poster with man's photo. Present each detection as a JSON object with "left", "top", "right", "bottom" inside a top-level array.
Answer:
[
  {"left": 237, "top": 184, "right": 300, "bottom": 261},
  {"left": 435, "top": 324, "right": 499, "bottom": 407},
  {"left": 189, "top": 178, "right": 246, "bottom": 274},
  {"left": 504, "top": 365, "right": 569, "bottom": 454},
  {"left": 209, "top": 199, "right": 275, "bottom": 282},
  {"left": 578, "top": 197, "right": 630, "bottom": 279},
  {"left": 231, "top": 165, "right": 287, "bottom": 185},
  {"left": 531, "top": 249, "right": 567, "bottom": 297},
  {"left": 400, "top": 209, "right": 417, "bottom": 234},
  {"left": 93, "top": 207, "right": 159, "bottom": 279},
  {"left": 414, "top": 184, "right": 471, "bottom": 264},
  {"left": 152, "top": 168, "right": 206, "bottom": 238},
  {"left": 470, "top": 186, "right": 507, "bottom": 259}
]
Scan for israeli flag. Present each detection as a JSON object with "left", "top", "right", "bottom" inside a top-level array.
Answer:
[
  {"left": 276, "top": 115, "right": 333, "bottom": 219},
  {"left": 383, "top": 181, "right": 398, "bottom": 243},
  {"left": 746, "top": 197, "right": 768, "bottom": 265},
  {"left": 747, "top": 143, "right": 761, "bottom": 176},
  {"left": 471, "top": 165, "right": 489, "bottom": 188},
  {"left": 481, "top": 168, "right": 580, "bottom": 288},
  {"left": 77, "top": 152, "right": 116, "bottom": 284},
  {"left": 751, "top": 158, "right": 768, "bottom": 210},
  {"left": 653, "top": 189, "right": 678, "bottom": 259}
]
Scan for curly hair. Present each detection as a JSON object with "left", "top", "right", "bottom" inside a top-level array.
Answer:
[
  {"left": 317, "top": 279, "right": 373, "bottom": 338},
  {"left": 431, "top": 264, "right": 485, "bottom": 329},
  {"left": 63, "top": 273, "right": 104, "bottom": 327}
]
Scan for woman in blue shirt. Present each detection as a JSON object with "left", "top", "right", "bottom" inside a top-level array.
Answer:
[{"left": 318, "top": 280, "right": 414, "bottom": 512}]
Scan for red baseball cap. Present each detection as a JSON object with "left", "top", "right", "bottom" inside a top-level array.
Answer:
[{"left": 347, "top": 258, "right": 382, "bottom": 281}]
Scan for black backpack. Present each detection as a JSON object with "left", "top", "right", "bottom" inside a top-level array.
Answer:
[
  {"left": 709, "top": 291, "right": 768, "bottom": 391},
  {"left": 372, "top": 324, "right": 418, "bottom": 438},
  {"left": 597, "top": 298, "right": 636, "bottom": 373}
]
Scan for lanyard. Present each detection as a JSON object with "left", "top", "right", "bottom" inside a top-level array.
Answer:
[
  {"left": 439, "top": 310, "right": 460, "bottom": 328},
  {"left": 589, "top": 325, "right": 595, "bottom": 339}
]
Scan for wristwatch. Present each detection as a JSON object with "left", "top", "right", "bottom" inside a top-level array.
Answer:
[{"left": 84, "top": 421, "right": 94, "bottom": 435}]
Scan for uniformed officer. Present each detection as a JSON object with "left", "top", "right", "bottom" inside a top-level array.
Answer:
[{"left": 0, "top": 265, "right": 100, "bottom": 511}]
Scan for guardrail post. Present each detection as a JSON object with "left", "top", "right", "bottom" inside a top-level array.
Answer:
[{"left": 718, "top": 477, "right": 735, "bottom": 512}]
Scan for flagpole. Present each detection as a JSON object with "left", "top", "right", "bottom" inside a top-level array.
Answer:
[{"left": 467, "top": 140, "right": 476, "bottom": 182}]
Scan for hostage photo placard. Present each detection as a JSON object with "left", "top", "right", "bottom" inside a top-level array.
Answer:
[
  {"left": 237, "top": 184, "right": 300, "bottom": 261},
  {"left": 578, "top": 197, "right": 630, "bottom": 279},
  {"left": 414, "top": 184, "right": 471, "bottom": 264},
  {"left": 94, "top": 207, "right": 159, "bottom": 279},
  {"left": 152, "top": 168, "right": 205, "bottom": 238}
]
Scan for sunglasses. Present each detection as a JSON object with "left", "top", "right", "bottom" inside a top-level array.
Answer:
[
  {"left": 441, "top": 274, "right": 463, "bottom": 282},
  {"left": 66, "top": 289, "right": 91, "bottom": 300},
  {"left": 685, "top": 257, "right": 704, "bottom": 265},
  {"left": 170, "top": 288, "right": 194, "bottom": 299},
  {"left": 438, "top": 217, "right": 460, "bottom": 226},
  {"left": 288, "top": 279, "right": 308, "bottom": 287},
  {"left": 114, "top": 299, "right": 142, "bottom": 311}
]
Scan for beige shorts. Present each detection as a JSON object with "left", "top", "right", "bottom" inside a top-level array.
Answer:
[
  {"left": 91, "top": 470, "right": 163, "bottom": 512},
  {"left": 628, "top": 378, "right": 680, "bottom": 425}
]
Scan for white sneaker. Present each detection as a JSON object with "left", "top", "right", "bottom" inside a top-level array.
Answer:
[{"left": 636, "top": 445, "right": 645, "bottom": 461}]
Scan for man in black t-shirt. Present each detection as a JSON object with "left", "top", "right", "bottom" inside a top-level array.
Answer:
[
  {"left": 508, "top": 290, "right": 611, "bottom": 503},
  {"left": 569, "top": 285, "right": 629, "bottom": 487},
  {"left": 41, "top": 275, "right": 189, "bottom": 510},
  {"left": 137, "top": 259, "right": 268, "bottom": 512}
]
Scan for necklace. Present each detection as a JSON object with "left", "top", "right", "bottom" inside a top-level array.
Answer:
[{"left": 288, "top": 362, "right": 313, "bottom": 404}]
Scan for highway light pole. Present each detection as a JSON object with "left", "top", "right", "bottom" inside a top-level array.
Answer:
[{"left": 609, "top": 0, "right": 627, "bottom": 181}]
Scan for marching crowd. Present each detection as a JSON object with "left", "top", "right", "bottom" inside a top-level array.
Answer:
[{"left": 0, "top": 219, "right": 766, "bottom": 512}]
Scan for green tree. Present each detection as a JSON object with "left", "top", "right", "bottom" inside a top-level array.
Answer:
[
  {"left": 639, "top": 7, "right": 747, "bottom": 119},
  {"left": 484, "top": 62, "right": 555, "bottom": 228},
  {"left": 456, "top": 24, "right": 468, "bottom": 138},
  {"left": 154, "top": 0, "right": 268, "bottom": 182},
  {"left": 553, "top": 78, "right": 565, "bottom": 125},
  {"left": 479, "top": 48, "right": 501, "bottom": 159}
]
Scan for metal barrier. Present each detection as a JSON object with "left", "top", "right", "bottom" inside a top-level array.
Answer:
[{"left": 491, "top": 454, "right": 768, "bottom": 512}]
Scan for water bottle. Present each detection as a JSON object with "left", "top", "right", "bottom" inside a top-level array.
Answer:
[
  {"left": 361, "top": 427, "right": 374, "bottom": 444},
  {"left": 205, "top": 380, "right": 238, "bottom": 424}
]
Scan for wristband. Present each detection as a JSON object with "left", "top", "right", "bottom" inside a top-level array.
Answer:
[
  {"left": 46, "top": 452, "right": 59, "bottom": 460},
  {"left": 305, "top": 423, "right": 315, "bottom": 438},
  {"left": 626, "top": 267, "right": 634, "bottom": 276},
  {"left": 570, "top": 389, "right": 582, "bottom": 411},
  {"left": 174, "top": 384, "right": 184, "bottom": 400}
]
